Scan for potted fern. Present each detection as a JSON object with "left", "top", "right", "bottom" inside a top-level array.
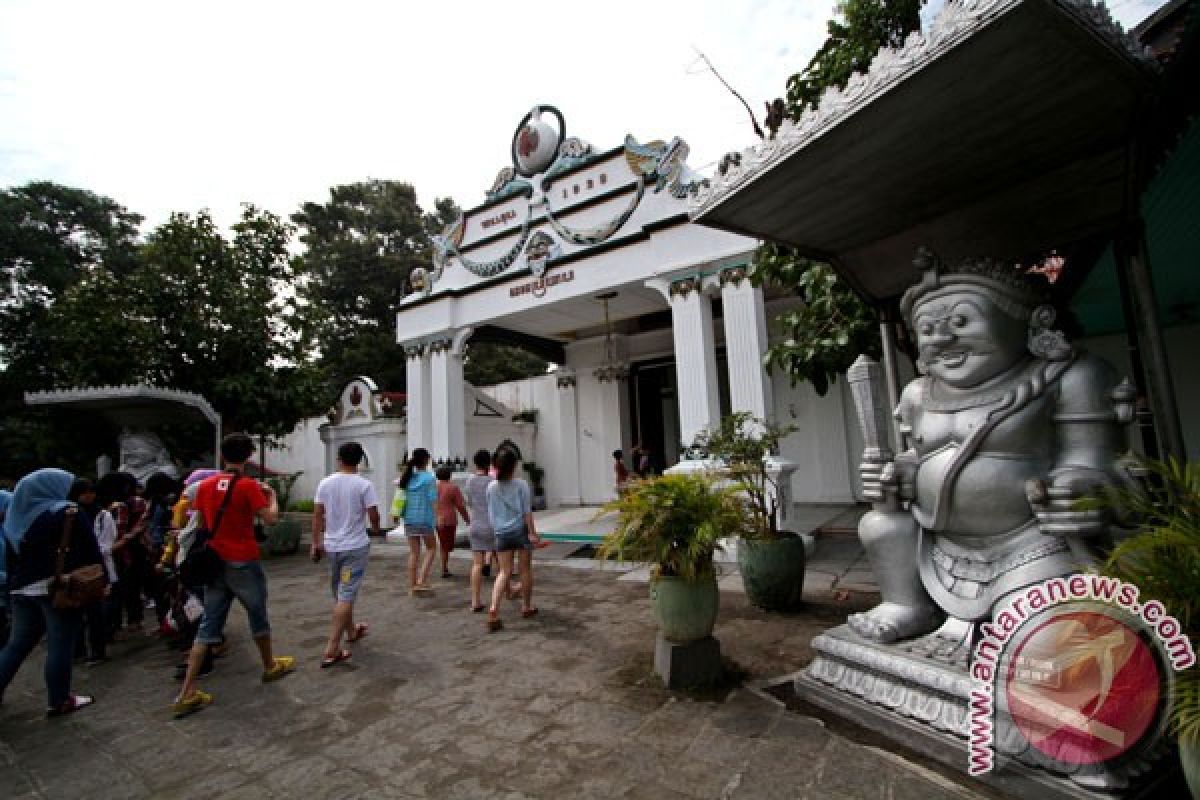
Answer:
[
  {"left": 693, "top": 412, "right": 806, "bottom": 611},
  {"left": 1095, "top": 458, "right": 1200, "bottom": 796},
  {"left": 597, "top": 472, "right": 752, "bottom": 642}
]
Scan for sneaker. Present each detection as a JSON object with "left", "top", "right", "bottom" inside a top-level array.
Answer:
[
  {"left": 47, "top": 694, "right": 95, "bottom": 718},
  {"left": 262, "top": 656, "right": 296, "bottom": 683},
  {"left": 171, "top": 690, "right": 212, "bottom": 719}
]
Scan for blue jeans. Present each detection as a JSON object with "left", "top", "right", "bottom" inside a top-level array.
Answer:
[
  {"left": 196, "top": 561, "right": 271, "bottom": 645},
  {"left": 0, "top": 594, "right": 81, "bottom": 708}
]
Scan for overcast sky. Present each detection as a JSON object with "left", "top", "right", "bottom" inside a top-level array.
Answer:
[{"left": 0, "top": 0, "right": 1166, "bottom": 234}]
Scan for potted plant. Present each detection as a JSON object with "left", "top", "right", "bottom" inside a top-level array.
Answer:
[
  {"left": 596, "top": 472, "right": 752, "bottom": 642},
  {"left": 1094, "top": 458, "right": 1200, "bottom": 796},
  {"left": 693, "top": 411, "right": 805, "bottom": 612}
]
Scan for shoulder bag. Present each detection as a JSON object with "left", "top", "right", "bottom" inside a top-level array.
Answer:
[
  {"left": 179, "top": 474, "right": 240, "bottom": 587},
  {"left": 50, "top": 506, "right": 108, "bottom": 611}
]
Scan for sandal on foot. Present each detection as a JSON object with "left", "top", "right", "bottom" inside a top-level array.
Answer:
[
  {"left": 522, "top": 608, "right": 540, "bottom": 619},
  {"left": 47, "top": 694, "right": 95, "bottom": 718},
  {"left": 262, "top": 656, "right": 296, "bottom": 683},
  {"left": 171, "top": 690, "right": 211, "bottom": 719},
  {"left": 346, "top": 623, "right": 369, "bottom": 643},
  {"left": 471, "top": 605, "right": 486, "bottom": 613},
  {"left": 486, "top": 612, "right": 504, "bottom": 633},
  {"left": 320, "top": 649, "right": 352, "bottom": 668}
]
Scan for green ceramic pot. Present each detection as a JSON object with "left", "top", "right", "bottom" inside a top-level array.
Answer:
[
  {"left": 1183, "top": 736, "right": 1200, "bottom": 799},
  {"left": 650, "top": 574, "right": 718, "bottom": 643},
  {"left": 737, "top": 534, "right": 806, "bottom": 612}
]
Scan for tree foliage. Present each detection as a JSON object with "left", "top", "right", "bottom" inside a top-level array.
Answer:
[
  {"left": 756, "top": 0, "right": 924, "bottom": 395},
  {"left": 135, "top": 206, "right": 326, "bottom": 435},
  {"left": 463, "top": 342, "right": 548, "bottom": 387},
  {"left": 292, "top": 180, "right": 456, "bottom": 391},
  {"left": 786, "top": 0, "right": 924, "bottom": 118},
  {"left": 0, "top": 185, "right": 326, "bottom": 478}
]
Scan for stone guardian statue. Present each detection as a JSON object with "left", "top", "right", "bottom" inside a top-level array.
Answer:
[{"left": 848, "top": 248, "right": 1131, "bottom": 652}]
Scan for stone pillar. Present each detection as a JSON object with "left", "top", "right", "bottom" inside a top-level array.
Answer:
[
  {"left": 664, "top": 277, "right": 720, "bottom": 449},
  {"left": 719, "top": 266, "right": 773, "bottom": 421},
  {"left": 554, "top": 369, "right": 582, "bottom": 505},
  {"left": 404, "top": 343, "right": 431, "bottom": 454},
  {"left": 429, "top": 328, "right": 472, "bottom": 464}
]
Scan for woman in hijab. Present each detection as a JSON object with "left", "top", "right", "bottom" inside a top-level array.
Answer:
[
  {"left": 0, "top": 468, "right": 103, "bottom": 716},
  {"left": 0, "top": 488, "right": 13, "bottom": 646}
]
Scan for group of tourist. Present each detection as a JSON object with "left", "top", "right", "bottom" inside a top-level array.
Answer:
[
  {"left": 0, "top": 430, "right": 546, "bottom": 721},
  {"left": 391, "top": 444, "right": 542, "bottom": 633},
  {"left": 0, "top": 432, "right": 295, "bottom": 720}
]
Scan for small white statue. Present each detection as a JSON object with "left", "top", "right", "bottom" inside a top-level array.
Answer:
[{"left": 117, "top": 429, "right": 179, "bottom": 484}]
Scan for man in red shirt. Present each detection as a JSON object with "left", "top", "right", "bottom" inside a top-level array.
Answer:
[{"left": 173, "top": 432, "right": 294, "bottom": 718}]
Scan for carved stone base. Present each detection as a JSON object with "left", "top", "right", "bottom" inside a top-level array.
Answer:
[{"left": 797, "top": 625, "right": 1174, "bottom": 799}]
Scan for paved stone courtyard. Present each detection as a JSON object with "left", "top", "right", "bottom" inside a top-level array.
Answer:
[{"left": 1, "top": 544, "right": 994, "bottom": 799}]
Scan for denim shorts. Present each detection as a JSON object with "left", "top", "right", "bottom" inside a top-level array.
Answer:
[
  {"left": 495, "top": 527, "right": 531, "bottom": 552},
  {"left": 196, "top": 561, "right": 270, "bottom": 645},
  {"left": 405, "top": 524, "right": 435, "bottom": 540},
  {"left": 330, "top": 545, "right": 369, "bottom": 603}
]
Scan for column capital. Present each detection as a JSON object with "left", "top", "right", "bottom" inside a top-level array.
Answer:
[
  {"left": 669, "top": 275, "right": 703, "bottom": 299},
  {"left": 718, "top": 264, "right": 750, "bottom": 288},
  {"left": 555, "top": 369, "right": 578, "bottom": 389},
  {"left": 403, "top": 343, "right": 426, "bottom": 360}
]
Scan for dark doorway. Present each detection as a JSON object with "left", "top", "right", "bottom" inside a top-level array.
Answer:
[
  {"left": 629, "top": 359, "right": 681, "bottom": 473},
  {"left": 629, "top": 348, "right": 732, "bottom": 472}
]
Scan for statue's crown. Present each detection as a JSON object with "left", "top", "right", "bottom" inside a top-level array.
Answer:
[{"left": 900, "top": 247, "right": 1052, "bottom": 323}]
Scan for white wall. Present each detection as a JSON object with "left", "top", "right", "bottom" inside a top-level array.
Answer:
[
  {"left": 771, "top": 373, "right": 862, "bottom": 504},
  {"left": 265, "top": 416, "right": 329, "bottom": 503}
]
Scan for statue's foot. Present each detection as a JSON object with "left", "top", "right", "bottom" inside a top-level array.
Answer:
[
  {"left": 904, "top": 617, "right": 974, "bottom": 665},
  {"left": 848, "top": 602, "right": 942, "bottom": 644}
]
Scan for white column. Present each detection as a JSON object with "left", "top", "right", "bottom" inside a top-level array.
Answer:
[
  {"left": 719, "top": 267, "right": 773, "bottom": 421},
  {"left": 404, "top": 343, "right": 431, "bottom": 455},
  {"left": 660, "top": 277, "right": 720, "bottom": 448},
  {"left": 429, "top": 328, "right": 471, "bottom": 464},
  {"left": 554, "top": 369, "right": 582, "bottom": 505}
]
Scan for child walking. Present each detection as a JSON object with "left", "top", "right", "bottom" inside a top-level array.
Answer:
[
  {"left": 464, "top": 450, "right": 496, "bottom": 612},
  {"left": 434, "top": 466, "right": 468, "bottom": 579},
  {"left": 399, "top": 449, "right": 438, "bottom": 594}
]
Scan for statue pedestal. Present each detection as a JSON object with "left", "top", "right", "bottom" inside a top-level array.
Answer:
[{"left": 796, "top": 625, "right": 1174, "bottom": 800}]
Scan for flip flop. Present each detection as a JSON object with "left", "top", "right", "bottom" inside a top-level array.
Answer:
[
  {"left": 346, "top": 623, "right": 369, "bottom": 643},
  {"left": 472, "top": 605, "right": 486, "bottom": 613},
  {"left": 320, "top": 649, "right": 352, "bottom": 668},
  {"left": 522, "top": 608, "right": 540, "bottom": 619}
]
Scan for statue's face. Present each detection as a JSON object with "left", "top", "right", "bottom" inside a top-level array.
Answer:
[{"left": 912, "top": 290, "right": 1027, "bottom": 388}]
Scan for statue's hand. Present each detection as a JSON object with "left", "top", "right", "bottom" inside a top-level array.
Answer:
[
  {"left": 860, "top": 457, "right": 897, "bottom": 504},
  {"left": 1025, "top": 471, "right": 1109, "bottom": 537}
]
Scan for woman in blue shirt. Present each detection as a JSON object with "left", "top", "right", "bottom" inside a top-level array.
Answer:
[
  {"left": 400, "top": 449, "right": 438, "bottom": 595},
  {"left": 485, "top": 448, "right": 542, "bottom": 631}
]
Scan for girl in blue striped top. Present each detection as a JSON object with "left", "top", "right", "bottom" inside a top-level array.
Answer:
[{"left": 400, "top": 448, "right": 438, "bottom": 594}]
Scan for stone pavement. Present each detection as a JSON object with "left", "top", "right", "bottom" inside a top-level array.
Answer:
[{"left": 0, "top": 548, "right": 991, "bottom": 800}]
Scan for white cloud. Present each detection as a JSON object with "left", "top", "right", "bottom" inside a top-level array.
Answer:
[{"left": 0, "top": 0, "right": 1168, "bottom": 233}]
